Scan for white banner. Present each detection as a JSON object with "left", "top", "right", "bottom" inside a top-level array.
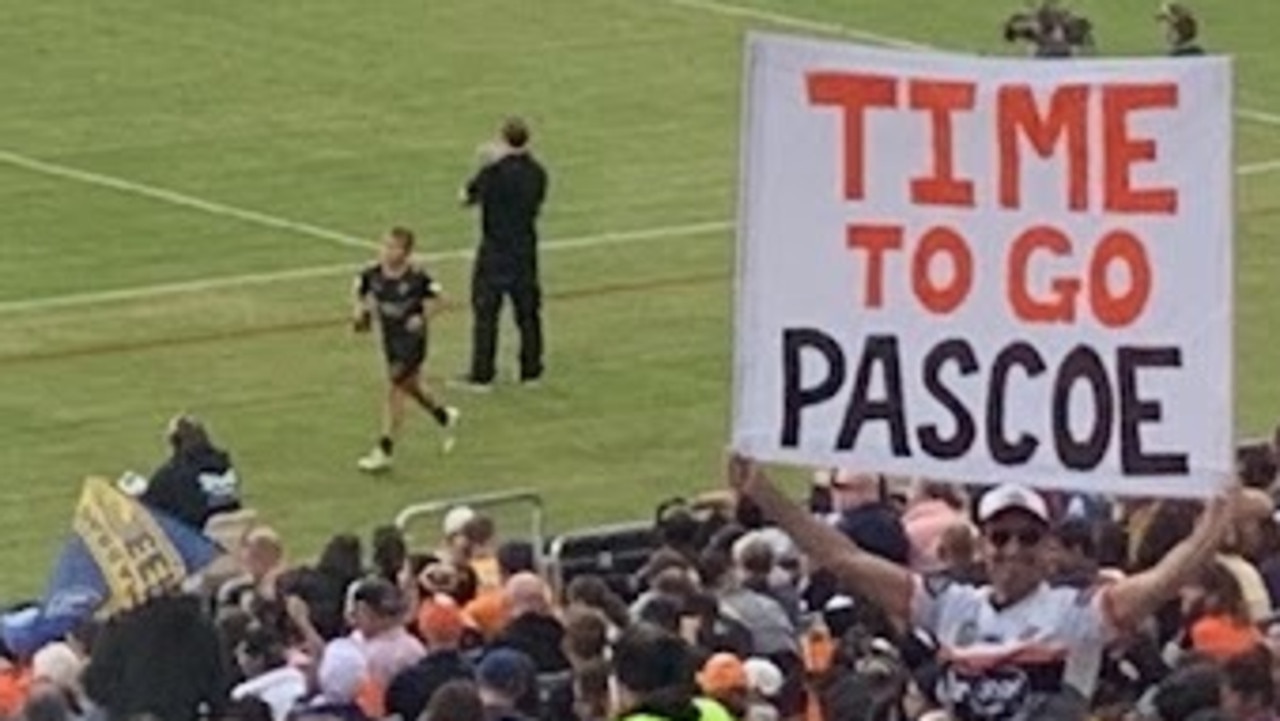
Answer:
[{"left": 732, "top": 34, "right": 1234, "bottom": 498}]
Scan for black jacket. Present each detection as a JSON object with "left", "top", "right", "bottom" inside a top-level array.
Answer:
[
  {"left": 384, "top": 650, "right": 473, "bottom": 721},
  {"left": 142, "top": 444, "right": 241, "bottom": 529},
  {"left": 84, "top": 594, "right": 230, "bottom": 721},
  {"left": 494, "top": 613, "right": 570, "bottom": 673},
  {"left": 466, "top": 153, "right": 548, "bottom": 273}
]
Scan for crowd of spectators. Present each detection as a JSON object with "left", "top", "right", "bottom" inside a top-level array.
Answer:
[{"left": 3, "top": 420, "right": 1280, "bottom": 721}]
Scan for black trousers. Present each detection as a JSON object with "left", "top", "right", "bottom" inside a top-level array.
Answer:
[{"left": 469, "top": 262, "right": 543, "bottom": 383}]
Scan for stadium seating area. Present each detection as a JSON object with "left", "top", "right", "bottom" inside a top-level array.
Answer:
[{"left": 2, "top": 435, "right": 1280, "bottom": 721}]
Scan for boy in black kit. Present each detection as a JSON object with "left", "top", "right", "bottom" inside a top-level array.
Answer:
[{"left": 354, "top": 227, "right": 459, "bottom": 473}]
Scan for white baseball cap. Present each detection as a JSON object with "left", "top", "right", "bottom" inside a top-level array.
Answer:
[
  {"left": 442, "top": 506, "right": 478, "bottom": 537},
  {"left": 977, "top": 484, "right": 1050, "bottom": 525},
  {"left": 744, "top": 657, "right": 785, "bottom": 698}
]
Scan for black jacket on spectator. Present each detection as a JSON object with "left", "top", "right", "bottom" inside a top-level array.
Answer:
[
  {"left": 384, "top": 650, "right": 473, "bottom": 721},
  {"left": 495, "top": 614, "right": 571, "bottom": 673},
  {"left": 84, "top": 594, "right": 230, "bottom": 721},
  {"left": 493, "top": 615, "right": 574, "bottom": 721},
  {"left": 142, "top": 443, "right": 241, "bottom": 529}
]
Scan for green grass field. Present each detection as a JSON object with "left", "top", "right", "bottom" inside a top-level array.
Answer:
[{"left": 1, "top": 0, "right": 1277, "bottom": 598}]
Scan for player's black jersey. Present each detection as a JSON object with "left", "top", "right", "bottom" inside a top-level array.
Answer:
[{"left": 356, "top": 264, "right": 440, "bottom": 339}]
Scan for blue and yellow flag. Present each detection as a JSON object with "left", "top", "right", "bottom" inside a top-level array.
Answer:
[{"left": 10, "top": 478, "right": 225, "bottom": 654}]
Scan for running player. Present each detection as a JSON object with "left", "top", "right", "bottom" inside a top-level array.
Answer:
[{"left": 354, "top": 227, "right": 459, "bottom": 473}]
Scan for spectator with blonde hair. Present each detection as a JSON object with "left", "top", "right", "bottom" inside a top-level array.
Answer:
[{"left": 219, "top": 527, "right": 286, "bottom": 611}]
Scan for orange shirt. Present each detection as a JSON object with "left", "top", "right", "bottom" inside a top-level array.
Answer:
[
  {"left": 464, "top": 590, "right": 510, "bottom": 640},
  {"left": 1191, "top": 615, "right": 1262, "bottom": 661},
  {"left": 0, "top": 665, "right": 31, "bottom": 718}
]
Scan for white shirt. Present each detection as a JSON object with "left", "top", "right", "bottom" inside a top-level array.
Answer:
[
  {"left": 232, "top": 666, "right": 307, "bottom": 721},
  {"left": 911, "top": 577, "right": 1116, "bottom": 721},
  {"left": 351, "top": 627, "right": 426, "bottom": 688}
]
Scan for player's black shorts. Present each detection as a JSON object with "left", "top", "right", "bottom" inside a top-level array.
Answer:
[{"left": 383, "top": 333, "right": 427, "bottom": 382}]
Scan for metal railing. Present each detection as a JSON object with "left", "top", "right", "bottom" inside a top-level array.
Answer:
[{"left": 394, "top": 489, "right": 545, "bottom": 564}]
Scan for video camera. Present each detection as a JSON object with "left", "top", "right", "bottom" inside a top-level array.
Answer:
[{"left": 1003, "top": 0, "right": 1095, "bottom": 58}]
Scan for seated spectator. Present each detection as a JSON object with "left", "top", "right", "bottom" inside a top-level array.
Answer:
[
  {"left": 902, "top": 482, "right": 969, "bottom": 572},
  {"left": 493, "top": 574, "right": 570, "bottom": 674},
  {"left": 141, "top": 414, "right": 242, "bottom": 529},
  {"left": 476, "top": 648, "right": 537, "bottom": 721},
  {"left": 219, "top": 527, "right": 286, "bottom": 611},
  {"left": 424, "top": 680, "right": 485, "bottom": 721},
  {"left": 231, "top": 625, "right": 307, "bottom": 721},
  {"left": 288, "top": 639, "right": 370, "bottom": 721},
  {"left": 612, "top": 623, "right": 732, "bottom": 721},
  {"left": 347, "top": 577, "right": 424, "bottom": 700},
  {"left": 1186, "top": 562, "right": 1264, "bottom": 662},
  {"left": 384, "top": 596, "right": 473, "bottom": 721},
  {"left": 83, "top": 591, "right": 229, "bottom": 721},
  {"left": 1219, "top": 645, "right": 1277, "bottom": 721}
]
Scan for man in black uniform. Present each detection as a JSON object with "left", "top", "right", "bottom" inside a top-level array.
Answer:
[
  {"left": 457, "top": 117, "right": 549, "bottom": 390},
  {"left": 354, "top": 227, "right": 458, "bottom": 473}
]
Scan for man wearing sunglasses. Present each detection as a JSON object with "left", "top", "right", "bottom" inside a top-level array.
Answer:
[{"left": 726, "top": 456, "right": 1236, "bottom": 721}]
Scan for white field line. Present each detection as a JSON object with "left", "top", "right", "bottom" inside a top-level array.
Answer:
[
  {"left": 0, "top": 220, "right": 732, "bottom": 314},
  {"left": 667, "top": 0, "right": 1280, "bottom": 129},
  {"left": 0, "top": 148, "right": 376, "bottom": 251},
  {"left": 10, "top": 150, "right": 1279, "bottom": 315},
  {"left": 5, "top": 150, "right": 1278, "bottom": 316},
  {"left": 1239, "top": 158, "right": 1280, "bottom": 176}
]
